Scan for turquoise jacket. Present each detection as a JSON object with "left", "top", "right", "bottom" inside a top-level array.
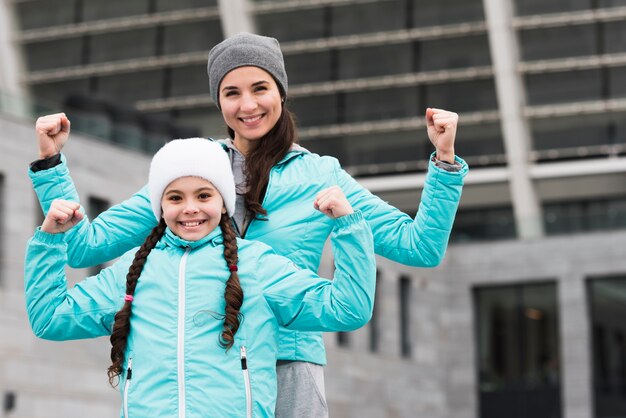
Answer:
[
  {"left": 25, "top": 212, "right": 374, "bottom": 418},
  {"left": 29, "top": 145, "right": 467, "bottom": 365}
]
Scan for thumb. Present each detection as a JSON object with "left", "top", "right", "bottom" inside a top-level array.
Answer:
[
  {"left": 60, "top": 115, "right": 71, "bottom": 133},
  {"left": 71, "top": 209, "right": 84, "bottom": 224},
  {"left": 425, "top": 108, "right": 435, "bottom": 129}
]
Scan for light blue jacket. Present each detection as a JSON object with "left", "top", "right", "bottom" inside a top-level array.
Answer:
[
  {"left": 25, "top": 212, "right": 374, "bottom": 418},
  {"left": 29, "top": 144, "right": 468, "bottom": 365}
]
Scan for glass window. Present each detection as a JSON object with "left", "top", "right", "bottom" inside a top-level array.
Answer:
[
  {"left": 604, "top": 21, "right": 626, "bottom": 54},
  {"left": 475, "top": 282, "right": 561, "bottom": 418},
  {"left": 16, "top": 0, "right": 78, "bottom": 30},
  {"left": 411, "top": 0, "right": 484, "bottom": 27},
  {"left": 163, "top": 21, "right": 223, "bottom": 55},
  {"left": 304, "top": 130, "right": 430, "bottom": 174},
  {"left": 451, "top": 206, "right": 517, "bottom": 242},
  {"left": 343, "top": 86, "right": 420, "bottom": 123},
  {"left": 33, "top": 80, "right": 92, "bottom": 105},
  {"left": 87, "top": 196, "right": 110, "bottom": 277},
  {"left": 97, "top": 71, "right": 165, "bottom": 102},
  {"left": 425, "top": 79, "right": 498, "bottom": 112},
  {"left": 514, "top": 0, "right": 591, "bottom": 16},
  {"left": 284, "top": 51, "right": 334, "bottom": 84},
  {"left": 530, "top": 112, "right": 625, "bottom": 152},
  {"left": 369, "top": 271, "right": 381, "bottom": 353},
  {"left": 588, "top": 276, "right": 626, "bottom": 417},
  {"left": 257, "top": 9, "right": 326, "bottom": 42},
  {"left": 170, "top": 65, "right": 211, "bottom": 97},
  {"left": 419, "top": 35, "right": 491, "bottom": 71},
  {"left": 399, "top": 276, "right": 411, "bottom": 358},
  {"left": 156, "top": 0, "right": 217, "bottom": 11},
  {"left": 519, "top": 25, "right": 598, "bottom": 61},
  {"left": 337, "top": 44, "right": 414, "bottom": 80},
  {"left": 331, "top": 1, "right": 405, "bottom": 36},
  {"left": 81, "top": 0, "right": 150, "bottom": 21},
  {"left": 543, "top": 197, "right": 626, "bottom": 235},
  {"left": 610, "top": 66, "right": 626, "bottom": 98},
  {"left": 24, "top": 39, "right": 85, "bottom": 71},
  {"left": 454, "top": 123, "right": 505, "bottom": 162},
  {"left": 289, "top": 95, "right": 338, "bottom": 127},
  {"left": 90, "top": 29, "right": 157, "bottom": 64},
  {"left": 525, "top": 69, "right": 604, "bottom": 106}
]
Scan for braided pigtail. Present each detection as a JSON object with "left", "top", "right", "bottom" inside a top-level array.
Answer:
[
  {"left": 219, "top": 213, "right": 244, "bottom": 350},
  {"left": 107, "top": 219, "right": 166, "bottom": 386}
]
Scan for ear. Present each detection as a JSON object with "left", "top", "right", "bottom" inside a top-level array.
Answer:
[{"left": 222, "top": 206, "right": 227, "bottom": 215}]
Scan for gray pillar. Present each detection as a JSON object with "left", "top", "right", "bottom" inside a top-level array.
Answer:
[
  {"left": 559, "top": 274, "right": 593, "bottom": 418},
  {"left": 482, "top": 0, "right": 544, "bottom": 239},
  {"left": 217, "top": 0, "right": 256, "bottom": 38},
  {"left": 0, "top": 0, "right": 26, "bottom": 96}
]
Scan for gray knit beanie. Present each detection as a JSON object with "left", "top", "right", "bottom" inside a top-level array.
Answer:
[{"left": 207, "top": 32, "right": 288, "bottom": 109}]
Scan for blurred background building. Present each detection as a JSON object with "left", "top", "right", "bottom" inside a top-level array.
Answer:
[{"left": 1, "top": 0, "right": 626, "bottom": 417}]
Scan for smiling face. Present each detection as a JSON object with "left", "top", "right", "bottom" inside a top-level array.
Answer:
[
  {"left": 218, "top": 66, "right": 283, "bottom": 155},
  {"left": 161, "top": 176, "right": 226, "bottom": 241}
]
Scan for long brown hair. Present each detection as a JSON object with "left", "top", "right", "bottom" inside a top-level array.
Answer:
[
  {"left": 107, "top": 214, "right": 245, "bottom": 386},
  {"left": 227, "top": 102, "right": 298, "bottom": 219}
]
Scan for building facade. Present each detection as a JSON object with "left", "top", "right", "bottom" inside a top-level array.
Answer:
[{"left": 2, "top": 0, "right": 626, "bottom": 417}]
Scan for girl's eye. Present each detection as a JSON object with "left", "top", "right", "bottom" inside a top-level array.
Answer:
[
  {"left": 198, "top": 193, "right": 211, "bottom": 199},
  {"left": 254, "top": 86, "right": 267, "bottom": 92},
  {"left": 168, "top": 195, "right": 182, "bottom": 201},
  {"left": 224, "top": 90, "right": 238, "bottom": 97}
]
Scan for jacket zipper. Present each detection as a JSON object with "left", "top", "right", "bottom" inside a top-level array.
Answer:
[
  {"left": 178, "top": 248, "right": 191, "bottom": 418},
  {"left": 123, "top": 357, "right": 133, "bottom": 418},
  {"left": 241, "top": 346, "right": 252, "bottom": 418}
]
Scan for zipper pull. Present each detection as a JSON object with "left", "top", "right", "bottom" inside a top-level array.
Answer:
[
  {"left": 127, "top": 358, "right": 133, "bottom": 380},
  {"left": 240, "top": 346, "right": 248, "bottom": 370}
]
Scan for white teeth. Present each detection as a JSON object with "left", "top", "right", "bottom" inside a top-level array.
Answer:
[
  {"left": 242, "top": 115, "right": 262, "bottom": 123},
  {"left": 181, "top": 221, "right": 202, "bottom": 227}
]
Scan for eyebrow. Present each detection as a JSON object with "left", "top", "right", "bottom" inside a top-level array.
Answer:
[
  {"left": 164, "top": 186, "right": 216, "bottom": 195},
  {"left": 221, "top": 80, "right": 270, "bottom": 92}
]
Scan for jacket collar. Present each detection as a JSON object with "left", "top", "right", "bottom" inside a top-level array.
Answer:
[
  {"left": 160, "top": 226, "right": 224, "bottom": 250},
  {"left": 212, "top": 137, "right": 308, "bottom": 166}
]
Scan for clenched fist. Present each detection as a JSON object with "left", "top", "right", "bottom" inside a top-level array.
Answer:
[
  {"left": 313, "top": 186, "right": 354, "bottom": 219},
  {"left": 426, "top": 108, "right": 458, "bottom": 164},
  {"left": 41, "top": 199, "right": 84, "bottom": 234},
  {"left": 35, "top": 113, "right": 71, "bottom": 160}
]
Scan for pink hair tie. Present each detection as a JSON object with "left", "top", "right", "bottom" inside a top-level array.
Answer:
[
  {"left": 229, "top": 265, "right": 238, "bottom": 272},
  {"left": 124, "top": 295, "right": 134, "bottom": 302}
]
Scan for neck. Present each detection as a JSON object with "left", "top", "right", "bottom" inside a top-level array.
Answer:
[{"left": 232, "top": 136, "right": 257, "bottom": 157}]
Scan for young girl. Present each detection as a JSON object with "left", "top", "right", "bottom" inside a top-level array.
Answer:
[
  {"left": 25, "top": 138, "right": 376, "bottom": 417},
  {"left": 30, "top": 33, "right": 467, "bottom": 417}
]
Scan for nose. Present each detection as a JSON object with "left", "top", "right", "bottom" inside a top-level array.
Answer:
[
  {"left": 240, "top": 92, "right": 257, "bottom": 113},
  {"left": 183, "top": 202, "right": 199, "bottom": 214}
]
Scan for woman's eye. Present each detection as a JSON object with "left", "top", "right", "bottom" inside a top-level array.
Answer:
[
  {"left": 169, "top": 195, "right": 181, "bottom": 201},
  {"left": 224, "top": 90, "right": 238, "bottom": 97},
  {"left": 199, "top": 193, "right": 211, "bottom": 199}
]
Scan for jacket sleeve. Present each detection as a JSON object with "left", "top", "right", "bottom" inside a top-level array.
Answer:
[
  {"left": 29, "top": 154, "right": 158, "bottom": 268},
  {"left": 335, "top": 152, "right": 468, "bottom": 267},
  {"left": 261, "top": 211, "right": 376, "bottom": 332},
  {"left": 24, "top": 228, "right": 131, "bottom": 340}
]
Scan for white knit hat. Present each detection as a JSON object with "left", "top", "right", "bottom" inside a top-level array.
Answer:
[{"left": 148, "top": 138, "right": 235, "bottom": 220}]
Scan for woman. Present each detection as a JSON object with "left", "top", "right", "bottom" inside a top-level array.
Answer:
[{"left": 30, "top": 33, "right": 468, "bottom": 417}]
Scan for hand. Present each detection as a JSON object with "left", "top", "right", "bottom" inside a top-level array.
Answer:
[
  {"left": 41, "top": 200, "right": 84, "bottom": 234},
  {"left": 35, "top": 113, "right": 71, "bottom": 160},
  {"left": 313, "top": 186, "right": 354, "bottom": 219},
  {"left": 425, "top": 108, "right": 458, "bottom": 163}
]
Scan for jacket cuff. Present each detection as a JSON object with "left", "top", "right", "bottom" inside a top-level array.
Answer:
[
  {"left": 29, "top": 153, "right": 62, "bottom": 173},
  {"left": 428, "top": 152, "right": 469, "bottom": 178},
  {"left": 334, "top": 210, "right": 365, "bottom": 230},
  {"left": 32, "top": 227, "right": 66, "bottom": 245}
]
